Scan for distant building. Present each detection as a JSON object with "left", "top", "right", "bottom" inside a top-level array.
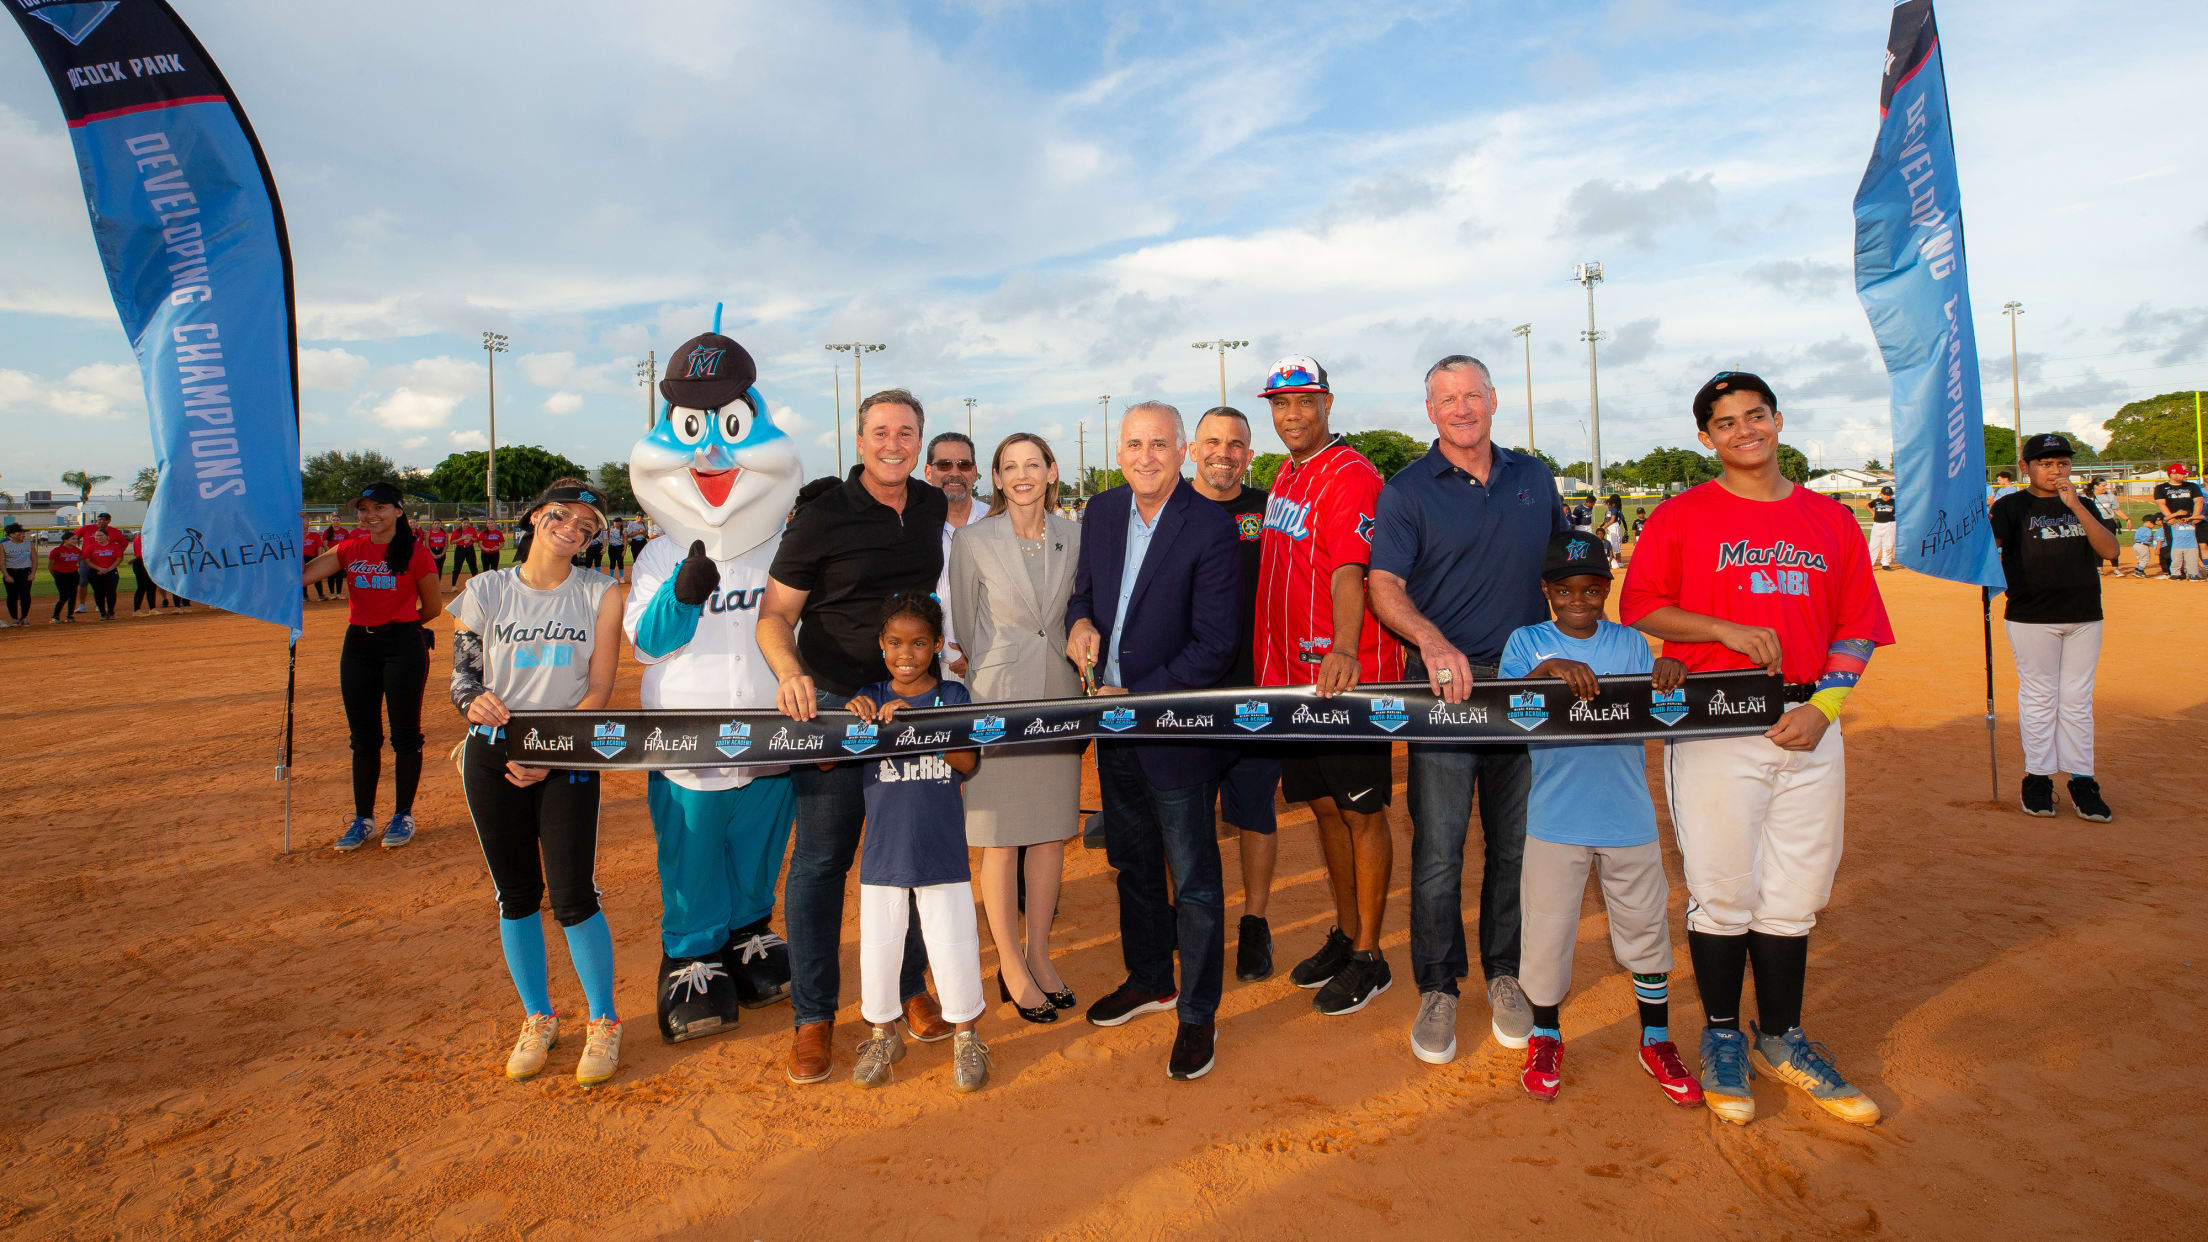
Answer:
[{"left": 1805, "top": 468, "right": 1893, "bottom": 494}]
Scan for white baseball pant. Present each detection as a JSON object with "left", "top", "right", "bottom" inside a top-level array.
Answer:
[
  {"left": 2004, "top": 619, "right": 2100, "bottom": 777},
  {"left": 1663, "top": 725, "right": 1845, "bottom": 937},
  {"left": 1518, "top": 838, "right": 1673, "bottom": 1009},
  {"left": 859, "top": 880, "right": 985, "bottom": 1026},
  {"left": 1867, "top": 522, "right": 1897, "bottom": 566}
]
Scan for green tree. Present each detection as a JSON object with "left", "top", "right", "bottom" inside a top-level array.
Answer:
[
  {"left": 1628, "top": 446, "right": 1718, "bottom": 487},
  {"left": 60, "top": 469, "right": 111, "bottom": 504},
  {"left": 1342, "top": 428, "right": 1424, "bottom": 478},
  {"left": 1505, "top": 446, "right": 1563, "bottom": 475},
  {"left": 1863, "top": 458, "right": 1886, "bottom": 472},
  {"left": 1983, "top": 425, "right": 2099, "bottom": 473},
  {"left": 302, "top": 450, "right": 399, "bottom": 505},
  {"left": 130, "top": 466, "right": 158, "bottom": 501},
  {"left": 1776, "top": 443, "right": 1810, "bottom": 484},
  {"left": 592, "top": 461, "right": 639, "bottom": 514},
  {"left": 1248, "top": 452, "right": 1286, "bottom": 491},
  {"left": 2100, "top": 390, "right": 2203, "bottom": 465},
  {"left": 423, "top": 445, "right": 589, "bottom": 505}
]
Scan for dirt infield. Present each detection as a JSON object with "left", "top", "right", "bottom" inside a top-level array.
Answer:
[{"left": 2, "top": 570, "right": 2203, "bottom": 1240}]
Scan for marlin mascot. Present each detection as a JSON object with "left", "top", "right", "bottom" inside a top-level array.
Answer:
[{"left": 622, "top": 318, "right": 804, "bottom": 1043}]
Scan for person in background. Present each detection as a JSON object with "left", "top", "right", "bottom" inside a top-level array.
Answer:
[
  {"left": 2, "top": 524, "right": 33, "bottom": 627},
  {"left": 323, "top": 518, "right": 347, "bottom": 598},
  {"left": 1866, "top": 486, "right": 1898, "bottom": 571},
  {"left": 73, "top": 512, "right": 117, "bottom": 616},
  {"left": 80, "top": 522, "right": 125, "bottom": 620},
  {"left": 301, "top": 524, "right": 326, "bottom": 603},
  {"left": 478, "top": 519, "right": 507, "bottom": 572},
  {"left": 1987, "top": 470, "right": 2017, "bottom": 508},
  {"left": 2078, "top": 481, "right": 2122, "bottom": 577},
  {"left": 927, "top": 431, "right": 987, "bottom": 683},
  {"left": 605, "top": 515, "right": 628, "bottom": 585},
  {"left": 422, "top": 520, "right": 449, "bottom": 581},
  {"left": 2170, "top": 510, "right": 2203, "bottom": 581},
  {"left": 1631, "top": 507, "right": 1648, "bottom": 542},
  {"left": 2153, "top": 462, "right": 2205, "bottom": 579},
  {"left": 48, "top": 531, "right": 83, "bottom": 623},
  {"left": 448, "top": 520, "right": 478, "bottom": 584},
  {"left": 2132, "top": 514, "right": 2163, "bottom": 578}
]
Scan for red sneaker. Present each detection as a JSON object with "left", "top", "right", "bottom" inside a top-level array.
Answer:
[
  {"left": 1519, "top": 1035, "right": 1563, "bottom": 1101},
  {"left": 1639, "top": 1039, "right": 1704, "bottom": 1106}
]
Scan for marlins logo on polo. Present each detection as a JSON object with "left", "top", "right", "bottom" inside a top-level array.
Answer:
[
  {"left": 1099, "top": 707, "right": 1137, "bottom": 732},
  {"left": 1508, "top": 691, "right": 1548, "bottom": 732},
  {"left": 591, "top": 721, "right": 628, "bottom": 758},
  {"left": 969, "top": 715, "right": 1006, "bottom": 745},
  {"left": 715, "top": 721, "right": 752, "bottom": 757},
  {"left": 842, "top": 722, "right": 879, "bottom": 754},
  {"left": 1234, "top": 700, "right": 1273, "bottom": 733},
  {"left": 1649, "top": 688, "right": 1689, "bottom": 727},
  {"left": 1368, "top": 696, "right": 1409, "bottom": 733}
]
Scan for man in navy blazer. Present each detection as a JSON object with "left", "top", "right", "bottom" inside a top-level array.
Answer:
[{"left": 1065, "top": 400, "right": 1240, "bottom": 1081}]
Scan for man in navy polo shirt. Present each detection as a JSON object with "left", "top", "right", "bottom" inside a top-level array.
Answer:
[{"left": 1369, "top": 353, "right": 1568, "bottom": 1068}]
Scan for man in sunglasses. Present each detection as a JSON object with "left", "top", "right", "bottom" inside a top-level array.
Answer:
[{"left": 928, "top": 432, "right": 987, "bottom": 683}]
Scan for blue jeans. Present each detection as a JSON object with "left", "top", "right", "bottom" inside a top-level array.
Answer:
[
  {"left": 785, "top": 689, "right": 927, "bottom": 1027},
  {"left": 1407, "top": 741, "right": 1531, "bottom": 996},
  {"left": 1096, "top": 742, "right": 1224, "bottom": 1025}
]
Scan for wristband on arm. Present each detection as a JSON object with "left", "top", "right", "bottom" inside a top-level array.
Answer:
[
  {"left": 450, "top": 629, "right": 488, "bottom": 716},
  {"left": 1807, "top": 638, "right": 1875, "bottom": 722}
]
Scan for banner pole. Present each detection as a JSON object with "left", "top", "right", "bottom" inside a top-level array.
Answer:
[
  {"left": 280, "top": 637, "right": 296, "bottom": 854},
  {"left": 1981, "top": 587, "right": 1998, "bottom": 802}
]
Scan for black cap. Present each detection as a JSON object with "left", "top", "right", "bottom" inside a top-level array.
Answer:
[
  {"left": 659, "top": 332, "right": 756, "bottom": 412},
  {"left": 353, "top": 481, "right": 404, "bottom": 509},
  {"left": 1879, "top": 485, "right": 1893, "bottom": 495},
  {"left": 4, "top": 523, "right": 21, "bottom": 534},
  {"left": 1692, "top": 371, "right": 1779, "bottom": 427},
  {"left": 1542, "top": 530, "right": 1612, "bottom": 582},
  {"left": 97, "top": 512, "right": 111, "bottom": 520},
  {"left": 2021, "top": 432, "right": 2075, "bottom": 461}
]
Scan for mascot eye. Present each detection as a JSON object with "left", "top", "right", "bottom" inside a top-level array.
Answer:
[
  {"left": 674, "top": 410, "right": 706, "bottom": 445},
  {"left": 721, "top": 407, "right": 750, "bottom": 442}
]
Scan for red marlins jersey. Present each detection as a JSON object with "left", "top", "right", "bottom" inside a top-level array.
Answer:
[
  {"left": 334, "top": 536, "right": 436, "bottom": 626},
  {"left": 1253, "top": 437, "right": 1406, "bottom": 685},
  {"left": 1620, "top": 481, "right": 1894, "bottom": 684},
  {"left": 452, "top": 525, "right": 476, "bottom": 546},
  {"left": 82, "top": 534, "right": 125, "bottom": 571},
  {"left": 422, "top": 526, "right": 447, "bottom": 550},
  {"left": 477, "top": 525, "right": 505, "bottom": 551}
]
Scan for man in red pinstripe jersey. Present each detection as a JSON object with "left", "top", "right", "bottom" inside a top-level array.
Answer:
[{"left": 1253, "top": 355, "right": 1408, "bottom": 1017}]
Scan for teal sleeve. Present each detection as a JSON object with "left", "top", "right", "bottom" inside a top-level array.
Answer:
[{"left": 633, "top": 574, "right": 702, "bottom": 659}]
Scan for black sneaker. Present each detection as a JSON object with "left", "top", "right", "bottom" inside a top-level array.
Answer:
[
  {"left": 1086, "top": 981, "right": 1178, "bottom": 1028},
  {"left": 1290, "top": 926, "right": 1353, "bottom": 989},
  {"left": 2068, "top": 776, "right": 2113, "bottom": 822},
  {"left": 2021, "top": 774, "right": 2056, "bottom": 817},
  {"left": 1314, "top": 949, "right": 1392, "bottom": 1016},
  {"left": 1168, "top": 1021, "right": 1216, "bottom": 1081},
  {"left": 1235, "top": 915, "right": 1274, "bottom": 982}
]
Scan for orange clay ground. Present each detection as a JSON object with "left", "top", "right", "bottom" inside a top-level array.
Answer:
[{"left": 1, "top": 567, "right": 2203, "bottom": 1241}]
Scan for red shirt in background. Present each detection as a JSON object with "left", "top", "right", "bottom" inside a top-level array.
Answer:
[
  {"left": 334, "top": 536, "right": 437, "bottom": 626},
  {"left": 49, "top": 545, "right": 81, "bottom": 575},
  {"left": 302, "top": 530, "right": 323, "bottom": 558},
  {"left": 477, "top": 525, "right": 505, "bottom": 552},
  {"left": 422, "top": 526, "right": 448, "bottom": 551},
  {"left": 1253, "top": 437, "right": 1406, "bottom": 685},
  {"left": 452, "top": 526, "right": 477, "bottom": 547},
  {"left": 82, "top": 534, "right": 125, "bottom": 572},
  {"left": 131, "top": 532, "right": 144, "bottom": 559},
  {"left": 1619, "top": 481, "right": 1894, "bottom": 685}
]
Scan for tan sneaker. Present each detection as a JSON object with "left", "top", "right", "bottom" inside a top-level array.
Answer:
[
  {"left": 505, "top": 1012, "right": 559, "bottom": 1081},
  {"left": 851, "top": 1023, "right": 905, "bottom": 1088},
  {"left": 951, "top": 1030, "right": 992, "bottom": 1093},
  {"left": 576, "top": 1017, "right": 622, "bottom": 1086}
]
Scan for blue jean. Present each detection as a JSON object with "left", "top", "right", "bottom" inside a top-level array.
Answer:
[
  {"left": 1096, "top": 742, "right": 1224, "bottom": 1025},
  {"left": 784, "top": 689, "right": 927, "bottom": 1026},
  {"left": 1407, "top": 741, "right": 1531, "bottom": 996}
]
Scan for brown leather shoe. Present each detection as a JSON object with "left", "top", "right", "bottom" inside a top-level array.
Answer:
[
  {"left": 902, "top": 992, "right": 954, "bottom": 1043},
  {"left": 787, "top": 1021, "right": 833, "bottom": 1084}
]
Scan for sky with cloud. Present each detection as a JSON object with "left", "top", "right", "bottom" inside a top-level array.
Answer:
[{"left": 2, "top": 0, "right": 2204, "bottom": 498}]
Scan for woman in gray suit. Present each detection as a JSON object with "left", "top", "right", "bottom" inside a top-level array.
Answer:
[{"left": 949, "top": 433, "right": 1084, "bottom": 1022}]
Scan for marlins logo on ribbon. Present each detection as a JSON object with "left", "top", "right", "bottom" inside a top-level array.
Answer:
[
  {"left": 842, "top": 722, "right": 879, "bottom": 754},
  {"left": 715, "top": 722, "right": 751, "bottom": 758},
  {"left": 1508, "top": 691, "right": 1548, "bottom": 732},
  {"left": 1649, "top": 688, "right": 1689, "bottom": 727},
  {"left": 1368, "top": 696, "right": 1409, "bottom": 733},
  {"left": 592, "top": 721, "right": 628, "bottom": 758},
  {"left": 1099, "top": 707, "right": 1137, "bottom": 733},
  {"left": 1234, "top": 700, "right": 1273, "bottom": 733},
  {"left": 968, "top": 715, "right": 1006, "bottom": 745}
]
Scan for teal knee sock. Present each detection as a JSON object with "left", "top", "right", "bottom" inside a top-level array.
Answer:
[
  {"left": 499, "top": 915, "right": 552, "bottom": 1015},
  {"left": 563, "top": 912, "right": 618, "bottom": 1022}
]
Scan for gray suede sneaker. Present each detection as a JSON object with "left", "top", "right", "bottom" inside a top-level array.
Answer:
[
  {"left": 851, "top": 1023, "right": 905, "bottom": 1088},
  {"left": 1487, "top": 975, "right": 1533, "bottom": 1049},
  {"left": 1410, "top": 990, "right": 1459, "bottom": 1064},
  {"left": 951, "top": 1030, "right": 992, "bottom": 1093}
]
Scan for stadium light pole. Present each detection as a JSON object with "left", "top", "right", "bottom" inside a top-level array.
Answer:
[
  {"left": 1192, "top": 339, "right": 1248, "bottom": 411},
  {"left": 1098, "top": 394, "right": 1111, "bottom": 471},
  {"left": 636, "top": 350, "right": 656, "bottom": 429},
  {"left": 482, "top": 331, "right": 508, "bottom": 518},
  {"left": 824, "top": 342, "right": 886, "bottom": 474},
  {"left": 1512, "top": 322, "right": 1534, "bottom": 452},
  {"left": 2002, "top": 301, "right": 2025, "bottom": 464},
  {"left": 1076, "top": 422, "right": 1087, "bottom": 504},
  {"left": 1574, "top": 263, "right": 1606, "bottom": 496},
  {"left": 964, "top": 396, "right": 977, "bottom": 440}
]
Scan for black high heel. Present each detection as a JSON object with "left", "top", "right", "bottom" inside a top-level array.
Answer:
[
  {"left": 1044, "top": 987, "right": 1076, "bottom": 1010},
  {"left": 997, "top": 973, "right": 1059, "bottom": 1024}
]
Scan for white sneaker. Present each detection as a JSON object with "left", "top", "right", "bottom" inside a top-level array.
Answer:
[
  {"left": 576, "top": 1017, "right": 621, "bottom": 1086},
  {"left": 505, "top": 1012, "right": 558, "bottom": 1080}
]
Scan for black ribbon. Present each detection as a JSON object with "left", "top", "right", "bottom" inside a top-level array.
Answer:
[{"left": 502, "top": 671, "right": 1793, "bottom": 771}]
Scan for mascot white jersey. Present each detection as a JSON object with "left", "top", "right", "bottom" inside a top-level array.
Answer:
[{"left": 621, "top": 325, "right": 804, "bottom": 1044}]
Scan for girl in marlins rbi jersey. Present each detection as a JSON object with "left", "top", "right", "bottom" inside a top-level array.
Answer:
[{"left": 450, "top": 481, "right": 629, "bottom": 1086}]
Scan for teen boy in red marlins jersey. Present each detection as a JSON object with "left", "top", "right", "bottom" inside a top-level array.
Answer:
[
  {"left": 1253, "top": 355, "right": 1407, "bottom": 1018},
  {"left": 1621, "top": 372, "right": 1892, "bottom": 1129}
]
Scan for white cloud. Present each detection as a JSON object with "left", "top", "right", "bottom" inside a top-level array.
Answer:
[
  {"left": 370, "top": 387, "right": 461, "bottom": 430},
  {"left": 520, "top": 351, "right": 579, "bottom": 388},
  {"left": 299, "top": 347, "right": 370, "bottom": 390},
  {"left": 544, "top": 391, "right": 583, "bottom": 415},
  {"left": 449, "top": 429, "right": 488, "bottom": 449}
]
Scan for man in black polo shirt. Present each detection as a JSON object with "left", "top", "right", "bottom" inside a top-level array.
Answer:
[{"left": 760, "top": 388, "right": 953, "bottom": 1085}]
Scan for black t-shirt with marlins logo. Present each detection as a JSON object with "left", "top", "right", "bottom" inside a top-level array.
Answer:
[
  {"left": 1989, "top": 491, "right": 2101, "bottom": 625},
  {"left": 2154, "top": 479, "right": 2204, "bottom": 522}
]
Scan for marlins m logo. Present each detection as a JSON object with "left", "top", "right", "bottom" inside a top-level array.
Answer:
[
  {"left": 683, "top": 347, "right": 727, "bottom": 379},
  {"left": 1233, "top": 700, "right": 1272, "bottom": 733},
  {"left": 841, "top": 722, "right": 879, "bottom": 754},
  {"left": 715, "top": 721, "right": 752, "bottom": 758},
  {"left": 591, "top": 721, "right": 628, "bottom": 758},
  {"left": 968, "top": 715, "right": 1006, "bottom": 745},
  {"left": 1099, "top": 707, "right": 1136, "bottom": 733},
  {"left": 1649, "top": 688, "right": 1689, "bottom": 727},
  {"left": 1367, "top": 696, "right": 1409, "bottom": 733},
  {"left": 26, "top": 1, "right": 120, "bottom": 46},
  {"left": 1507, "top": 691, "right": 1548, "bottom": 732}
]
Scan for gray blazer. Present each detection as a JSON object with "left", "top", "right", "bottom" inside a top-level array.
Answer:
[{"left": 947, "top": 511, "right": 1083, "bottom": 705}]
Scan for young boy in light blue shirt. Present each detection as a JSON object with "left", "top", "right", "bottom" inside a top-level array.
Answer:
[{"left": 2132, "top": 515, "right": 2162, "bottom": 578}]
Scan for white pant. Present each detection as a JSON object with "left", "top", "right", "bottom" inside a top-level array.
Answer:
[
  {"left": 2005, "top": 619, "right": 2100, "bottom": 777},
  {"left": 2176, "top": 546, "right": 2205, "bottom": 579},
  {"left": 859, "top": 881, "right": 984, "bottom": 1027},
  {"left": 1663, "top": 725, "right": 1845, "bottom": 937},
  {"left": 1867, "top": 522, "right": 1897, "bottom": 565}
]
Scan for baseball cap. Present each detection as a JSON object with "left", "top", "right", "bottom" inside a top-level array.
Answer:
[
  {"left": 1260, "top": 355, "right": 1330, "bottom": 398},
  {"left": 2021, "top": 433, "right": 2074, "bottom": 461},
  {"left": 1541, "top": 529, "right": 1612, "bottom": 582},
  {"left": 522, "top": 483, "right": 609, "bottom": 532},
  {"left": 2170, "top": 461, "right": 2191, "bottom": 477},
  {"left": 353, "top": 481, "right": 405, "bottom": 509},
  {"left": 1691, "top": 370, "right": 1779, "bottom": 427},
  {"left": 659, "top": 332, "right": 757, "bottom": 412},
  {"left": 1879, "top": 485, "right": 1893, "bottom": 495}
]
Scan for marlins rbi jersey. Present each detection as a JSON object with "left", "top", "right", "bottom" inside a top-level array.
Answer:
[
  {"left": 1253, "top": 437, "right": 1406, "bottom": 686},
  {"left": 622, "top": 532, "right": 787, "bottom": 791},
  {"left": 1621, "top": 481, "right": 1893, "bottom": 685}
]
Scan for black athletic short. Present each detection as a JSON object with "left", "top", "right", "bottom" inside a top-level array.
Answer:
[{"left": 1278, "top": 741, "right": 1392, "bottom": 813}]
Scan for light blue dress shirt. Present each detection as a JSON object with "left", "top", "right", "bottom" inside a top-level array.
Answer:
[{"left": 1104, "top": 495, "right": 1162, "bottom": 686}]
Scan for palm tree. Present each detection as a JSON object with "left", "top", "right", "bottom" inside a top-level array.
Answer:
[
  {"left": 61, "top": 470, "right": 112, "bottom": 505},
  {"left": 130, "top": 466, "right": 159, "bottom": 502}
]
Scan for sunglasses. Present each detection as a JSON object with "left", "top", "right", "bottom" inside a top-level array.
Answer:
[
  {"left": 930, "top": 458, "right": 976, "bottom": 471},
  {"left": 539, "top": 505, "right": 603, "bottom": 536}
]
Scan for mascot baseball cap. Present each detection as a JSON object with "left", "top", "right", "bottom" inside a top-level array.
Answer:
[
  {"left": 659, "top": 333, "right": 756, "bottom": 412},
  {"left": 2021, "top": 433, "right": 2075, "bottom": 461},
  {"left": 1542, "top": 530, "right": 1612, "bottom": 582},
  {"left": 1260, "top": 355, "right": 1330, "bottom": 397},
  {"left": 1691, "top": 370, "right": 1779, "bottom": 428}
]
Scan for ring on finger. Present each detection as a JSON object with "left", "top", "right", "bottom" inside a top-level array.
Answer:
[{"left": 1436, "top": 667, "right": 1454, "bottom": 684}]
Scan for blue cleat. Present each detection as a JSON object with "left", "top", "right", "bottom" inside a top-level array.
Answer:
[
  {"left": 382, "top": 813, "right": 417, "bottom": 850},
  {"left": 1699, "top": 1025, "right": 1756, "bottom": 1125},
  {"left": 335, "top": 816, "right": 376, "bottom": 852},
  {"left": 1751, "top": 1023, "right": 1882, "bottom": 1126}
]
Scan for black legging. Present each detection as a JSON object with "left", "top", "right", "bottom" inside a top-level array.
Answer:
[
  {"left": 340, "top": 622, "right": 429, "bottom": 820},
  {"left": 481, "top": 549, "right": 501, "bottom": 572},
  {"left": 132, "top": 558, "right": 160, "bottom": 610},
  {"left": 461, "top": 731, "right": 603, "bottom": 925},
  {"left": 4, "top": 567, "right": 30, "bottom": 621},
  {"left": 50, "top": 571, "right": 78, "bottom": 621},
  {"left": 449, "top": 546, "right": 478, "bottom": 584},
  {"left": 89, "top": 569, "right": 120, "bottom": 619}
]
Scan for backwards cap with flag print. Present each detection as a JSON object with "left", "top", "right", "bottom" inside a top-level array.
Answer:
[{"left": 1260, "top": 355, "right": 1330, "bottom": 397}]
